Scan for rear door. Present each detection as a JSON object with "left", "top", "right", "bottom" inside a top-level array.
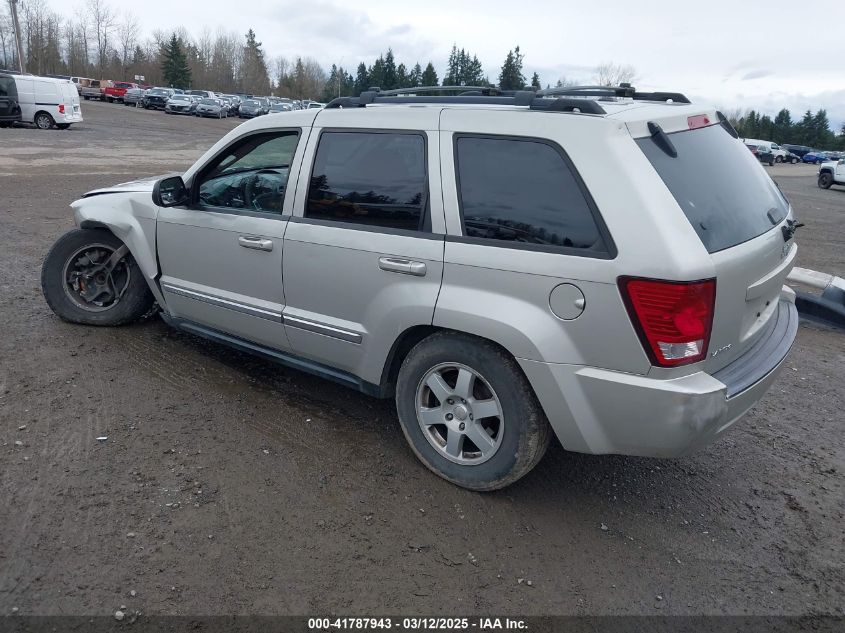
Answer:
[
  {"left": 281, "top": 107, "right": 445, "bottom": 385},
  {"left": 157, "top": 128, "right": 306, "bottom": 351},
  {"left": 635, "top": 121, "right": 795, "bottom": 372}
]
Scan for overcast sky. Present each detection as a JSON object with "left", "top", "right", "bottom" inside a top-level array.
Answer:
[{"left": 56, "top": 0, "right": 845, "bottom": 128}]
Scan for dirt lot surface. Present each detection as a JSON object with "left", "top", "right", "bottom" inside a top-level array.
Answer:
[{"left": 0, "top": 102, "right": 843, "bottom": 617}]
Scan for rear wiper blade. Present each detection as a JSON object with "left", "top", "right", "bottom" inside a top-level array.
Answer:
[{"left": 647, "top": 121, "right": 677, "bottom": 158}]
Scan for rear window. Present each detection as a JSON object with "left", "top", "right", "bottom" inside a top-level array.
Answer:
[{"left": 637, "top": 124, "right": 788, "bottom": 253}]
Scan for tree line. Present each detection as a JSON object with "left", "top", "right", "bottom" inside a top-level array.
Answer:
[
  {"left": 0, "top": 0, "right": 637, "bottom": 100},
  {"left": 729, "top": 108, "right": 845, "bottom": 151}
]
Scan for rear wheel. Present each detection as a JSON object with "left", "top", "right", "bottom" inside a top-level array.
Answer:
[
  {"left": 819, "top": 172, "right": 833, "bottom": 189},
  {"left": 34, "top": 112, "right": 54, "bottom": 129},
  {"left": 395, "top": 332, "right": 552, "bottom": 491},
  {"left": 791, "top": 157, "right": 799, "bottom": 164},
  {"left": 41, "top": 229, "right": 155, "bottom": 326},
  {"left": 775, "top": 156, "right": 783, "bottom": 163}
]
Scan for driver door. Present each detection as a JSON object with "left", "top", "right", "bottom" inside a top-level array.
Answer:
[{"left": 157, "top": 129, "right": 305, "bottom": 351}]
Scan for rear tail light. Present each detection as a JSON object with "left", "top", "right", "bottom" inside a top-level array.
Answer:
[
  {"left": 58, "top": 104, "right": 65, "bottom": 114},
  {"left": 619, "top": 277, "right": 716, "bottom": 367}
]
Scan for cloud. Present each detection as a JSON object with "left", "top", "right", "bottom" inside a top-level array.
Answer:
[{"left": 741, "top": 69, "right": 773, "bottom": 81}]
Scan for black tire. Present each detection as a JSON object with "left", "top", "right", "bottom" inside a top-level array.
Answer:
[
  {"left": 819, "top": 172, "right": 833, "bottom": 189},
  {"left": 83, "top": 95, "right": 90, "bottom": 100},
  {"left": 395, "top": 332, "right": 553, "bottom": 491},
  {"left": 34, "top": 112, "right": 54, "bottom": 130},
  {"left": 41, "top": 229, "right": 155, "bottom": 326},
  {"left": 791, "top": 158, "right": 799, "bottom": 164},
  {"left": 775, "top": 156, "right": 783, "bottom": 163}
]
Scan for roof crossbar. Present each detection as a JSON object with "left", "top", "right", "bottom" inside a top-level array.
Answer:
[
  {"left": 325, "top": 85, "right": 607, "bottom": 114},
  {"left": 536, "top": 84, "right": 690, "bottom": 104}
]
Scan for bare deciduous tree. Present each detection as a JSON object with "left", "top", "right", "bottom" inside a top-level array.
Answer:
[
  {"left": 87, "top": 0, "right": 115, "bottom": 76},
  {"left": 593, "top": 62, "right": 637, "bottom": 86},
  {"left": 117, "top": 11, "right": 139, "bottom": 75}
]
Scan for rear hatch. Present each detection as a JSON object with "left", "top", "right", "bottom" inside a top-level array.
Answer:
[
  {"left": 635, "top": 120, "right": 795, "bottom": 373},
  {"left": 0, "top": 75, "right": 20, "bottom": 120}
]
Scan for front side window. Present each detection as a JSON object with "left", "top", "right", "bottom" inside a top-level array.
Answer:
[
  {"left": 197, "top": 132, "right": 299, "bottom": 214},
  {"left": 306, "top": 131, "right": 427, "bottom": 231},
  {"left": 454, "top": 136, "right": 608, "bottom": 253}
]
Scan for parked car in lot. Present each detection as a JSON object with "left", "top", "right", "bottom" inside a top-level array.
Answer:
[
  {"left": 164, "top": 94, "right": 198, "bottom": 115},
  {"left": 40, "top": 85, "right": 800, "bottom": 490},
  {"left": 104, "top": 81, "right": 139, "bottom": 103},
  {"left": 143, "top": 88, "right": 174, "bottom": 110},
  {"left": 1, "top": 73, "right": 82, "bottom": 129},
  {"left": 194, "top": 97, "right": 228, "bottom": 118},
  {"left": 783, "top": 144, "right": 812, "bottom": 158},
  {"left": 308, "top": 101, "right": 325, "bottom": 109},
  {"left": 746, "top": 143, "right": 774, "bottom": 166},
  {"left": 187, "top": 89, "right": 216, "bottom": 100},
  {"left": 79, "top": 79, "right": 105, "bottom": 101},
  {"left": 0, "top": 73, "right": 23, "bottom": 127},
  {"left": 782, "top": 150, "right": 801, "bottom": 164},
  {"left": 818, "top": 158, "right": 845, "bottom": 190},
  {"left": 238, "top": 98, "right": 264, "bottom": 118},
  {"left": 123, "top": 88, "right": 145, "bottom": 107},
  {"left": 268, "top": 102, "right": 293, "bottom": 113},
  {"left": 802, "top": 151, "right": 828, "bottom": 164}
]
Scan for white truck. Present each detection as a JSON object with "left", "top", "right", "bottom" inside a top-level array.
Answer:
[{"left": 818, "top": 158, "right": 845, "bottom": 190}]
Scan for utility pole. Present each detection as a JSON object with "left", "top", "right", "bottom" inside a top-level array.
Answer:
[{"left": 8, "top": 0, "right": 25, "bottom": 73}]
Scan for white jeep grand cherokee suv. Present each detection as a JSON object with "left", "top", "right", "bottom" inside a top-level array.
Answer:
[{"left": 41, "top": 85, "right": 800, "bottom": 490}]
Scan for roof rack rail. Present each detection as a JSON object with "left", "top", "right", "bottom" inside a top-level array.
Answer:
[
  {"left": 325, "top": 84, "right": 607, "bottom": 115},
  {"left": 536, "top": 84, "right": 690, "bottom": 104}
]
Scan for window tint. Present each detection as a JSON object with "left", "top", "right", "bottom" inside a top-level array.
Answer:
[
  {"left": 198, "top": 132, "right": 299, "bottom": 214},
  {"left": 306, "top": 132, "right": 427, "bottom": 231},
  {"left": 637, "top": 124, "right": 788, "bottom": 253},
  {"left": 0, "top": 76, "right": 16, "bottom": 98},
  {"left": 455, "top": 136, "right": 606, "bottom": 251}
]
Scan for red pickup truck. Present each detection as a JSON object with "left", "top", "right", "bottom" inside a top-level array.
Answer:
[{"left": 103, "top": 81, "right": 139, "bottom": 103}]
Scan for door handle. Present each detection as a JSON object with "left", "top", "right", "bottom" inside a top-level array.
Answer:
[
  {"left": 378, "top": 256, "right": 427, "bottom": 277},
  {"left": 238, "top": 236, "right": 274, "bottom": 252}
]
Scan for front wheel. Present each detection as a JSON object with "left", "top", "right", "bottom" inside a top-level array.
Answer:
[
  {"left": 41, "top": 229, "right": 155, "bottom": 326},
  {"left": 395, "top": 332, "right": 552, "bottom": 491},
  {"left": 819, "top": 172, "right": 833, "bottom": 189}
]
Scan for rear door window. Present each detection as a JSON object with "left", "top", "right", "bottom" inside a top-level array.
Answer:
[
  {"left": 306, "top": 131, "right": 428, "bottom": 232},
  {"left": 637, "top": 123, "right": 788, "bottom": 253},
  {"left": 454, "top": 135, "right": 611, "bottom": 255}
]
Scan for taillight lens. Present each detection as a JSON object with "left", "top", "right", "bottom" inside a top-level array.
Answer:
[
  {"left": 58, "top": 104, "right": 65, "bottom": 114},
  {"left": 619, "top": 277, "right": 716, "bottom": 367}
]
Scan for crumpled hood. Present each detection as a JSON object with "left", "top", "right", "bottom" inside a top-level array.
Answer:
[{"left": 82, "top": 174, "right": 179, "bottom": 197}]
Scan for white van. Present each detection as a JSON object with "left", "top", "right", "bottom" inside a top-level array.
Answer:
[
  {"left": 9, "top": 75, "right": 83, "bottom": 129},
  {"left": 742, "top": 138, "right": 788, "bottom": 162}
]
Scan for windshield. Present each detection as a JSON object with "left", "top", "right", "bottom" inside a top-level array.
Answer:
[
  {"left": 636, "top": 123, "right": 788, "bottom": 253},
  {"left": 150, "top": 89, "right": 169, "bottom": 96},
  {"left": 200, "top": 98, "right": 218, "bottom": 105},
  {"left": 170, "top": 95, "right": 189, "bottom": 101},
  {"left": 244, "top": 100, "right": 259, "bottom": 107}
]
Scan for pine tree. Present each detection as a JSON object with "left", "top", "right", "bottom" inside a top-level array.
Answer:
[
  {"left": 498, "top": 46, "right": 525, "bottom": 90},
  {"left": 354, "top": 62, "right": 368, "bottom": 95},
  {"left": 773, "top": 108, "right": 792, "bottom": 143},
  {"left": 421, "top": 62, "right": 438, "bottom": 87},
  {"left": 161, "top": 34, "right": 191, "bottom": 89},
  {"left": 530, "top": 72, "right": 540, "bottom": 90},
  {"left": 409, "top": 63, "right": 422, "bottom": 87},
  {"left": 396, "top": 63, "right": 408, "bottom": 89},
  {"left": 240, "top": 29, "right": 271, "bottom": 95},
  {"left": 368, "top": 55, "right": 385, "bottom": 90},
  {"left": 383, "top": 49, "right": 397, "bottom": 90}
]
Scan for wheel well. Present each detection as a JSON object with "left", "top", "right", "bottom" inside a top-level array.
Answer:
[
  {"left": 378, "top": 325, "right": 524, "bottom": 399},
  {"left": 819, "top": 168, "right": 833, "bottom": 175}
]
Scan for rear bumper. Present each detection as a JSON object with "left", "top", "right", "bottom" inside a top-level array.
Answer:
[{"left": 519, "top": 296, "right": 798, "bottom": 458}]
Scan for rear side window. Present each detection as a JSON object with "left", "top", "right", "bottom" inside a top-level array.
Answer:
[
  {"left": 306, "top": 131, "right": 427, "bottom": 232},
  {"left": 637, "top": 124, "right": 788, "bottom": 253},
  {"left": 454, "top": 136, "right": 609, "bottom": 254}
]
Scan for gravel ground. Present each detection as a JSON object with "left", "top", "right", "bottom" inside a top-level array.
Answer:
[{"left": 0, "top": 102, "right": 843, "bottom": 618}]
